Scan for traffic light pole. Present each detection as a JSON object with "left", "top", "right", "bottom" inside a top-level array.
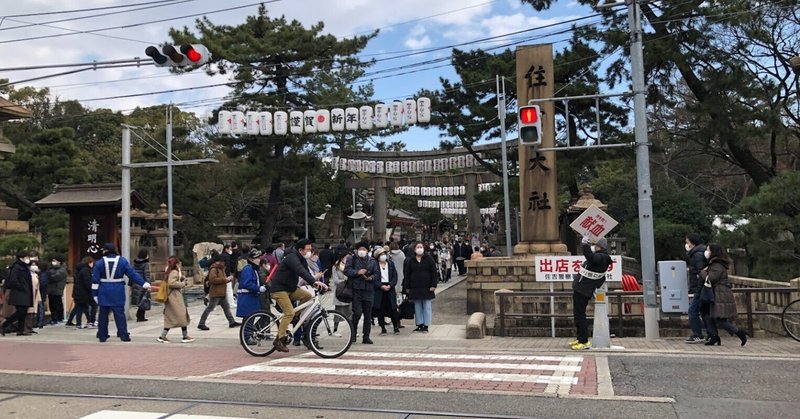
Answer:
[
  {"left": 627, "top": 0, "right": 659, "bottom": 339},
  {"left": 496, "top": 75, "right": 513, "bottom": 256},
  {"left": 166, "top": 106, "right": 175, "bottom": 256}
]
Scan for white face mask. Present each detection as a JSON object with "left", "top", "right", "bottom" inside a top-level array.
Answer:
[
  {"left": 685, "top": 243, "right": 692, "bottom": 252},
  {"left": 52, "top": 261, "right": 59, "bottom": 267},
  {"left": 303, "top": 251, "right": 312, "bottom": 259},
  {"left": 415, "top": 248, "right": 424, "bottom": 255},
  {"left": 379, "top": 255, "right": 387, "bottom": 262},
  {"left": 357, "top": 250, "right": 368, "bottom": 258},
  {"left": 31, "top": 265, "right": 40, "bottom": 273},
  {"left": 704, "top": 250, "right": 712, "bottom": 259},
  {"left": 591, "top": 245, "right": 598, "bottom": 253}
]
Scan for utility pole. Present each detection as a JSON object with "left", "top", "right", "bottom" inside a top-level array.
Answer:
[
  {"left": 627, "top": 0, "right": 659, "bottom": 339},
  {"left": 497, "top": 75, "right": 513, "bottom": 256},
  {"left": 166, "top": 106, "right": 175, "bottom": 256},
  {"left": 121, "top": 127, "right": 132, "bottom": 319}
]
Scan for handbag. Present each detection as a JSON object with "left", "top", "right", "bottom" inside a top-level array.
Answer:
[
  {"left": 154, "top": 280, "right": 169, "bottom": 303},
  {"left": 399, "top": 297, "right": 415, "bottom": 320},
  {"left": 699, "top": 277, "right": 715, "bottom": 303},
  {"left": 138, "top": 290, "right": 152, "bottom": 311},
  {"left": 335, "top": 279, "right": 352, "bottom": 303}
]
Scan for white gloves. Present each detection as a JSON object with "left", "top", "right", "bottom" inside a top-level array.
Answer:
[
  {"left": 581, "top": 234, "right": 590, "bottom": 245},
  {"left": 93, "top": 296, "right": 99, "bottom": 304},
  {"left": 259, "top": 286, "right": 267, "bottom": 293},
  {"left": 142, "top": 282, "right": 151, "bottom": 290}
]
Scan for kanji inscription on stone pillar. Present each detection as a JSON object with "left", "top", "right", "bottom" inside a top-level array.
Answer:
[{"left": 514, "top": 44, "right": 567, "bottom": 255}]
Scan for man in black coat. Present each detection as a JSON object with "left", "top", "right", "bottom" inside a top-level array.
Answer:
[
  {"left": 318, "top": 243, "right": 335, "bottom": 282},
  {"left": 454, "top": 237, "right": 471, "bottom": 276},
  {"left": 685, "top": 234, "right": 708, "bottom": 343},
  {"left": 344, "top": 241, "right": 380, "bottom": 344},
  {"left": 2, "top": 251, "right": 33, "bottom": 336},
  {"left": 571, "top": 236, "right": 613, "bottom": 350}
]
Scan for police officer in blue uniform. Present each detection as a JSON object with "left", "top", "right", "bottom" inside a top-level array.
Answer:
[{"left": 92, "top": 243, "right": 150, "bottom": 342}]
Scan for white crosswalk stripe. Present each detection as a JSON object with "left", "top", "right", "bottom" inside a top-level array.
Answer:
[{"left": 272, "top": 357, "right": 582, "bottom": 372}]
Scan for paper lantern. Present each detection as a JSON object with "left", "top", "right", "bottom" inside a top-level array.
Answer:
[
  {"left": 408, "top": 161, "right": 417, "bottom": 173},
  {"left": 368, "top": 161, "right": 376, "bottom": 173},
  {"left": 273, "top": 111, "right": 288, "bottom": 135},
  {"left": 258, "top": 111, "right": 272, "bottom": 135},
  {"left": 244, "top": 111, "right": 258, "bottom": 135},
  {"left": 339, "top": 158, "right": 348, "bottom": 171},
  {"left": 316, "top": 109, "right": 330, "bottom": 132},
  {"left": 457, "top": 155, "right": 465, "bottom": 168},
  {"left": 390, "top": 101, "right": 404, "bottom": 127},
  {"left": 289, "top": 110, "right": 303, "bottom": 134},
  {"left": 217, "top": 110, "right": 232, "bottom": 134},
  {"left": 230, "top": 111, "right": 245, "bottom": 135},
  {"left": 331, "top": 108, "right": 345, "bottom": 132},
  {"left": 441, "top": 158, "right": 449, "bottom": 171},
  {"left": 345, "top": 107, "right": 359, "bottom": 131},
  {"left": 424, "top": 160, "right": 432, "bottom": 172},
  {"left": 374, "top": 103, "right": 389, "bottom": 128},
  {"left": 449, "top": 156, "right": 458, "bottom": 169},
  {"left": 359, "top": 106, "right": 373, "bottom": 130},
  {"left": 303, "top": 110, "right": 317, "bottom": 134},
  {"left": 404, "top": 99, "right": 417, "bottom": 125},
  {"left": 465, "top": 154, "right": 474, "bottom": 167},
  {"left": 417, "top": 97, "right": 431, "bottom": 123},
  {"left": 376, "top": 161, "right": 384, "bottom": 173},
  {"left": 401, "top": 161, "right": 408, "bottom": 173}
]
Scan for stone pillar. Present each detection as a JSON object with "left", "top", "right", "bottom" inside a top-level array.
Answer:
[
  {"left": 373, "top": 178, "right": 387, "bottom": 242},
  {"left": 465, "top": 173, "right": 481, "bottom": 240},
  {"left": 514, "top": 44, "right": 567, "bottom": 256}
]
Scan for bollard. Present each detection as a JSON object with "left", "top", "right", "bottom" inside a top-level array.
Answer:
[{"left": 592, "top": 283, "right": 611, "bottom": 348}]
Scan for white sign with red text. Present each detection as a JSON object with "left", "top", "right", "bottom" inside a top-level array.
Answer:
[
  {"left": 569, "top": 204, "right": 618, "bottom": 240},
  {"left": 534, "top": 255, "right": 623, "bottom": 282}
]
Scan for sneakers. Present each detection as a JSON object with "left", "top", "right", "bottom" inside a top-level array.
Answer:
[
  {"left": 86, "top": 323, "right": 97, "bottom": 329},
  {"left": 197, "top": 325, "right": 210, "bottom": 331},
  {"left": 157, "top": 336, "right": 171, "bottom": 343},
  {"left": 685, "top": 336, "right": 705, "bottom": 344},
  {"left": 181, "top": 336, "right": 195, "bottom": 343},
  {"left": 332, "top": 331, "right": 342, "bottom": 337},
  {"left": 570, "top": 341, "right": 592, "bottom": 350},
  {"left": 65, "top": 322, "right": 76, "bottom": 327},
  {"left": 568, "top": 339, "right": 580, "bottom": 347},
  {"left": 273, "top": 337, "right": 289, "bottom": 353}
]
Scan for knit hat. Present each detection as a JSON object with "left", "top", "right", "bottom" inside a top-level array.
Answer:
[{"left": 595, "top": 237, "right": 608, "bottom": 251}]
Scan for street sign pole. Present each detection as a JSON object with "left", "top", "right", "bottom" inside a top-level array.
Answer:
[{"left": 497, "top": 75, "right": 513, "bottom": 256}]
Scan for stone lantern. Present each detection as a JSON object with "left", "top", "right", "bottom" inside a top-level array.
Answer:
[{"left": 348, "top": 203, "right": 369, "bottom": 243}]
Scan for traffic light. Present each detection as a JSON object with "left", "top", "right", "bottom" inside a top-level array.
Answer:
[
  {"left": 145, "top": 44, "right": 211, "bottom": 67},
  {"left": 518, "top": 105, "right": 543, "bottom": 146}
]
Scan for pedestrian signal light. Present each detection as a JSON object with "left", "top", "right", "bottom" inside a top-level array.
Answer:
[
  {"left": 518, "top": 105, "right": 543, "bottom": 146},
  {"left": 145, "top": 44, "right": 211, "bottom": 67}
]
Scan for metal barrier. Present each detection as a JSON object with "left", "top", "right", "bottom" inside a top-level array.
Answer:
[{"left": 495, "top": 287, "right": 799, "bottom": 337}]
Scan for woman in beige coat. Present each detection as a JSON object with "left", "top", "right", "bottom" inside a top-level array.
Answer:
[{"left": 157, "top": 256, "right": 193, "bottom": 343}]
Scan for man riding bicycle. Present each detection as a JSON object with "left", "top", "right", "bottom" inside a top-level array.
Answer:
[{"left": 268, "top": 239, "right": 328, "bottom": 352}]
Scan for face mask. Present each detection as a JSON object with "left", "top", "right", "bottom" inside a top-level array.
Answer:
[
  {"left": 379, "top": 255, "right": 387, "bottom": 262},
  {"left": 480, "top": 248, "right": 485, "bottom": 252},
  {"left": 591, "top": 245, "right": 597, "bottom": 253},
  {"left": 704, "top": 250, "right": 712, "bottom": 259},
  {"left": 52, "top": 261, "right": 58, "bottom": 267},
  {"left": 304, "top": 251, "right": 313, "bottom": 259},
  {"left": 415, "top": 248, "right": 424, "bottom": 256},
  {"left": 22, "top": 257, "right": 31, "bottom": 265},
  {"left": 31, "top": 265, "right": 40, "bottom": 273},
  {"left": 685, "top": 243, "right": 692, "bottom": 252},
  {"left": 357, "top": 250, "right": 367, "bottom": 258}
]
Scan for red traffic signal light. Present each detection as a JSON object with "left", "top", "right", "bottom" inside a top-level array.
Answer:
[
  {"left": 145, "top": 44, "right": 211, "bottom": 67},
  {"left": 518, "top": 105, "right": 543, "bottom": 146}
]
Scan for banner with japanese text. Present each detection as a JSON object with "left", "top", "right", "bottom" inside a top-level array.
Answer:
[{"left": 534, "top": 255, "right": 623, "bottom": 282}]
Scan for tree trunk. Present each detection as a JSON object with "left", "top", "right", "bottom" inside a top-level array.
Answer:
[{"left": 260, "top": 142, "right": 285, "bottom": 245}]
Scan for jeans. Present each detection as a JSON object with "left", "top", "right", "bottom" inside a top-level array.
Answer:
[
  {"left": 573, "top": 291, "right": 591, "bottom": 344},
  {"left": 198, "top": 296, "right": 236, "bottom": 326},
  {"left": 413, "top": 299, "right": 432, "bottom": 326},
  {"left": 688, "top": 295, "right": 706, "bottom": 337},
  {"left": 36, "top": 302, "right": 45, "bottom": 328},
  {"left": 97, "top": 305, "right": 128, "bottom": 341},
  {"left": 706, "top": 317, "right": 739, "bottom": 336},
  {"left": 351, "top": 288, "right": 374, "bottom": 339}
]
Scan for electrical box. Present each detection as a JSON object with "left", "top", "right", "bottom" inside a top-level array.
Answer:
[{"left": 658, "top": 260, "right": 689, "bottom": 313}]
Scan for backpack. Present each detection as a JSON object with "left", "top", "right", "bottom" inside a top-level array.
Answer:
[{"left": 202, "top": 271, "right": 210, "bottom": 295}]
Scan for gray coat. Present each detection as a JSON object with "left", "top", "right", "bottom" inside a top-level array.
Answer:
[{"left": 700, "top": 258, "right": 737, "bottom": 320}]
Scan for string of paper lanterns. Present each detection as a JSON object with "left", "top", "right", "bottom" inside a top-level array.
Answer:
[
  {"left": 337, "top": 154, "right": 478, "bottom": 174},
  {"left": 440, "top": 207, "right": 498, "bottom": 216},
  {"left": 417, "top": 200, "right": 467, "bottom": 209},
  {"left": 217, "top": 98, "right": 431, "bottom": 136},
  {"left": 393, "top": 184, "right": 500, "bottom": 196}
]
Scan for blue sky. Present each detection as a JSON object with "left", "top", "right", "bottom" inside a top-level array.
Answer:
[{"left": 0, "top": 0, "right": 596, "bottom": 151}]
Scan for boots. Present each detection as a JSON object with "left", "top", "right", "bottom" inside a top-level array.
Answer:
[
  {"left": 735, "top": 330, "right": 748, "bottom": 346},
  {"left": 273, "top": 336, "right": 289, "bottom": 352},
  {"left": 704, "top": 335, "right": 721, "bottom": 346}
]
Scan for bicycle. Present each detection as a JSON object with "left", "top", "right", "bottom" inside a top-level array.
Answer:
[
  {"left": 782, "top": 297, "right": 800, "bottom": 342},
  {"left": 239, "top": 286, "right": 354, "bottom": 358}
]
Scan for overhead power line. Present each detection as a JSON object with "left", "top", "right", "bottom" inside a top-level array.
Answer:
[{"left": 1, "top": 0, "right": 184, "bottom": 18}]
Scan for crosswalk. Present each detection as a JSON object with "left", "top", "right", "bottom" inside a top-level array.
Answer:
[{"left": 207, "top": 351, "right": 596, "bottom": 395}]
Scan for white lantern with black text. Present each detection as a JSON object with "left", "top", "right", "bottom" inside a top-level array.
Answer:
[
  {"left": 289, "top": 111, "right": 303, "bottom": 134},
  {"left": 417, "top": 97, "right": 431, "bottom": 123},
  {"left": 359, "top": 106, "right": 373, "bottom": 130},
  {"left": 404, "top": 99, "right": 417, "bottom": 125},
  {"left": 345, "top": 107, "right": 359, "bottom": 131},
  {"left": 217, "top": 110, "right": 232, "bottom": 135},
  {"left": 230, "top": 111, "right": 245, "bottom": 135},
  {"left": 374, "top": 103, "right": 389, "bottom": 128},
  {"left": 331, "top": 108, "right": 345, "bottom": 132},
  {"left": 259, "top": 111, "right": 272, "bottom": 135},
  {"left": 401, "top": 161, "right": 408, "bottom": 173},
  {"left": 408, "top": 161, "right": 417, "bottom": 173},
  {"left": 274, "top": 111, "right": 288, "bottom": 135},
  {"left": 246, "top": 112, "right": 260, "bottom": 135},
  {"left": 303, "top": 110, "right": 317, "bottom": 134},
  {"left": 390, "top": 101, "right": 404, "bottom": 127},
  {"left": 424, "top": 160, "right": 432, "bottom": 172},
  {"left": 339, "top": 158, "right": 347, "bottom": 171},
  {"left": 377, "top": 161, "right": 384, "bottom": 173}
]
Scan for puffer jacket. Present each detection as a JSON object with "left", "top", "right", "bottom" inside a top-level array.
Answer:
[{"left": 572, "top": 244, "right": 613, "bottom": 298}]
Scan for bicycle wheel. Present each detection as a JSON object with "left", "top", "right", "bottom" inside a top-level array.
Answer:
[
  {"left": 240, "top": 310, "right": 279, "bottom": 356},
  {"left": 307, "top": 309, "right": 353, "bottom": 358},
  {"left": 782, "top": 299, "right": 800, "bottom": 342}
]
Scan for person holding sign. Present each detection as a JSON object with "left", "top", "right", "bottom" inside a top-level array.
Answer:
[{"left": 570, "top": 235, "right": 613, "bottom": 350}]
